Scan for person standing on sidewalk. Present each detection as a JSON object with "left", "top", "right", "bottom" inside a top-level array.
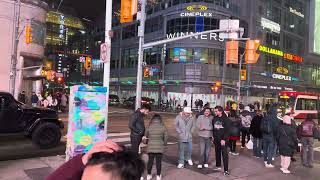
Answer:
[
  {"left": 297, "top": 114, "right": 318, "bottom": 168},
  {"left": 240, "top": 106, "right": 252, "bottom": 148},
  {"left": 196, "top": 108, "right": 213, "bottom": 169},
  {"left": 175, "top": 107, "right": 195, "bottom": 168},
  {"left": 212, "top": 106, "right": 231, "bottom": 176},
  {"left": 31, "top": 92, "right": 39, "bottom": 107},
  {"left": 261, "top": 107, "right": 280, "bottom": 168},
  {"left": 228, "top": 109, "right": 241, "bottom": 155},
  {"left": 145, "top": 114, "right": 168, "bottom": 180},
  {"left": 277, "top": 115, "right": 298, "bottom": 174},
  {"left": 250, "top": 110, "right": 263, "bottom": 158},
  {"left": 129, "top": 104, "right": 151, "bottom": 154}
]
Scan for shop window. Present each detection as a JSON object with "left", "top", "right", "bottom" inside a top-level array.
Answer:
[{"left": 296, "top": 98, "right": 317, "bottom": 110}]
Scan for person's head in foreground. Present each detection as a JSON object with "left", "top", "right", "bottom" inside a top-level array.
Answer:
[{"left": 81, "top": 150, "right": 145, "bottom": 180}]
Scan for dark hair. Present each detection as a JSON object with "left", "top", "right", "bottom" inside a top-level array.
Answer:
[
  {"left": 214, "top": 106, "right": 224, "bottom": 112},
  {"left": 86, "top": 150, "right": 145, "bottom": 180},
  {"left": 229, "top": 109, "right": 237, "bottom": 118},
  {"left": 141, "top": 104, "right": 151, "bottom": 111},
  {"left": 307, "top": 114, "right": 314, "bottom": 120},
  {"left": 149, "top": 114, "right": 163, "bottom": 125}
]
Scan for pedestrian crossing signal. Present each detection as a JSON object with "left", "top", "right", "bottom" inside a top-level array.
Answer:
[
  {"left": 144, "top": 67, "right": 149, "bottom": 78},
  {"left": 85, "top": 57, "right": 92, "bottom": 70},
  {"left": 240, "top": 69, "right": 246, "bottom": 81},
  {"left": 25, "top": 25, "right": 32, "bottom": 44},
  {"left": 245, "top": 40, "right": 260, "bottom": 64}
]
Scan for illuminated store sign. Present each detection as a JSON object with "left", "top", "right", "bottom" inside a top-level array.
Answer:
[
  {"left": 259, "top": 45, "right": 304, "bottom": 63},
  {"left": 259, "top": 45, "right": 283, "bottom": 57},
  {"left": 166, "top": 32, "right": 224, "bottom": 42},
  {"left": 260, "top": 72, "right": 299, "bottom": 81},
  {"left": 261, "top": 17, "right": 281, "bottom": 34},
  {"left": 289, "top": 7, "right": 304, "bottom": 18},
  {"left": 276, "top": 67, "right": 289, "bottom": 75},
  {"left": 283, "top": 53, "right": 303, "bottom": 62},
  {"left": 180, "top": 5, "right": 212, "bottom": 17},
  {"left": 59, "top": 15, "right": 65, "bottom": 39},
  {"left": 252, "top": 84, "right": 294, "bottom": 91}
]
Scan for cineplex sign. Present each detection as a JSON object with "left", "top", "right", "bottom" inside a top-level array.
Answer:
[
  {"left": 180, "top": 5, "right": 213, "bottom": 17},
  {"left": 259, "top": 45, "right": 304, "bottom": 63}
]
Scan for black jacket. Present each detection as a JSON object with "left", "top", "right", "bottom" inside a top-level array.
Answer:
[
  {"left": 262, "top": 107, "right": 281, "bottom": 138},
  {"left": 229, "top": 117, "right": 241, "bottom": 137},
  {"left": 212, "top": 115, "right": 231, "bottom": 140},
  {"left": 128, "top": 109, "right": 145, "bottom": 136},
  {"left": 277, "top": 123, "right": 298, "bottom": 156},
  {"left": 250, "top": 114, "right": 263, "bottom": 138}
]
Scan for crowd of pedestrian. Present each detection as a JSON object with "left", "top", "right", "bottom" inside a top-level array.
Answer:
[
  {"left": 17, "top": 90, "right": 68, "bottom": 112},
  {"left": 47, "top": 101, "right": 320, "bottom": 180}
]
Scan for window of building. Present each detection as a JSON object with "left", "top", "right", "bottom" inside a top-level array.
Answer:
[
  {"left": 122, "top": 24, "right": 138, "bottom": 39},
  {"left": 284, "top": 12, "right": 304, "bottom": 36},
  {"left": 265, "top": 55, "right": 280, "bottom": 72},
  {"left": 145, "top": 16, "right": 163, "bottom": 33},
  {"left": 266, "top": 32, "right": 280, "bottom": 47},
  {"left": 166, "top": 17, "right": 219, "bottom": 34},
  {"left": 283, "top": 35, "right": 303, "bottom": 55}
]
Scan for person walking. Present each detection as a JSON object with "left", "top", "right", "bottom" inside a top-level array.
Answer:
[
  {"left": 196, "top": 108, "right": 213, "bottom": 169},
  {"left": 145, "top": 114, "right": 168, "bottom": 180},
  {"left": 61, "top": 93, "right": 68, "bottom": 112},
  {"left": 212, "top": 106, "right": 231, "bottom": 176},
  {"left": 228, "top": 109, "right": 241, "bottom": 155},
  {"left": 128, "top": 104, "right": 151, "bottom": 154},
  {"left": 277, "top": 115, "right": 298, "bottom": 174},
  {"left": 261, "top": 107, "right": 280, "bottom": 168},
  {"left": 297, "top": 114, "right": 318, "bottom": 168},
  {"left": 174, "top": 107, "right": 195, "bottom": 168},
  {"left": 31, "top": 92, "right": 39, "bottom": 107},
  {"left": 250, "top": 110, "right": 263, "bottom": 158},
  {"left": 240, "top": 106, "right": 252, "bottom": 148}
]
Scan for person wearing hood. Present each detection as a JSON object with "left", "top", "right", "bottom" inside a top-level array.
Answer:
[
  {"left": 196, "top": 108, "right": 214, "bottom": 168},
  {"left": 228, "top": 109, "right": 241, "bottom": 155},
  {"left": 277, "top": 115, "right": 298, "bottom": 174},
  {"left": 261, "top": 107, "right": 281, "bottom": 168},
  {"left": 240, "top": 106, "right": 253, "bottom": 148},
  {"left": 175, "top": 107, "right": 195, "bottom": 168},
  {"left": 145, "top": 114, "right": 168, "bottom": 180},
  {"left": 128, "top": 104, "right": 151, "bottom": 154},
  {"left": 250, "top": 110, "right": 263, "bottom": 158}
]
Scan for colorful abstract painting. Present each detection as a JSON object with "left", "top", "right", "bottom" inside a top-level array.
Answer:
[{"left": 66, "top": 85, "right": 108, "bottom": 160}]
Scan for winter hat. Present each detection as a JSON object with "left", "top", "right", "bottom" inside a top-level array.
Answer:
[
  {"left": 244, "top": 106, "right": 251, "bottom": 111},
  {"left": 183, "top": 107, "right": 192, "bottom": 113}
]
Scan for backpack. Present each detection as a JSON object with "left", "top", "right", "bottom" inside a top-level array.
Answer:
[
  {"left": 300, "top": 121, "right": 315, "bottom": 137},
  {"left": 241, "top": 115, "right": 252, "bottom": 128},
  {"left": 261, "top": 117, "right": 272, "bottom": 134}
]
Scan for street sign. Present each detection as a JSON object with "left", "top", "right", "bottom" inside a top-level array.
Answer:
[
  {"left": 100, "top": 43, "right": 110, "bottom": 63},
  {"left": 219, "top": 19, "right": 239, "bottom": 39}
]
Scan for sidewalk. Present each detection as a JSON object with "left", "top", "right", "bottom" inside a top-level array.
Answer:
[{"left": 1, "top": 143, "right": 319, "bottom": 180}]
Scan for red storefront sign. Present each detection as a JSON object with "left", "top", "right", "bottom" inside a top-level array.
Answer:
[{"left": 283, "top": 53, "right": 303, "bottom": 63}]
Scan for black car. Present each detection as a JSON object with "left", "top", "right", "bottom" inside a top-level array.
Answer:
[
  {"left": 0, "top": 92, "right": 63, "bottom": 149},
  {"left": 123, "top": 96, "right": 155, "bottom": 108},
  {"left": 109, "top": 94, "right": 120, "bottom": 106}
]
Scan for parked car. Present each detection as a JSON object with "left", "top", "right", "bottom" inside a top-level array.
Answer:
[
  {"left": 109, "top": 94, "right": 120, "bottom": 106},
  {"left": 0, "top": 92, "right": 64, "bottom": 149},
  {"left": 123, "top": 96, "right": 155, "bottom": 108}
]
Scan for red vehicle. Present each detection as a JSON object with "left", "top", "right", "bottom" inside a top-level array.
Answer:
[{"left": 278, "top": 91, "right": 319, "bottom": 119}]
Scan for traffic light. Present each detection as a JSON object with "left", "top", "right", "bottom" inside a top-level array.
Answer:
[
  {"left": 143, "top": 67, "right": 149, "bottom": 78},
  {"left": 226, "top": 41, "right": 239, "bottom": 64},
  {"left": 240, "top": 69, "right": 247, "bottom": 81},
  {"left": 85, "top": 57, "right": 92, "bottom": 70},
  {"left": 245, "top": 40, "right": 260, "bottom": 64},
  {"left": 25, "top": 25, "right": 32, "bottom": 44},
  {"left": 120, "top": 0, "right": 134, "bottom": 23},
  {"left": 211, "top": 81, "right": 222, "bottom": 93}
]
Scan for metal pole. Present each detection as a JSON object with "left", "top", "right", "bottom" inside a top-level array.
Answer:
[
  {"left": 104, "top": 0, "right": 112, "bottom": 137},
  {"left": 135, "top": 0, "right": 146, "bottom": 110},
  {"left": 221, "top": 49, "right": 226, "bottom": 107},
  {"left": 238, "top": 54, "right": 243, "bottom": 105},
  {"left": 10, "top": 0, "right": 21, "bottom": 96}
]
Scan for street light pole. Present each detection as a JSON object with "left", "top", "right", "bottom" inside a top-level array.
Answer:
[
  {"left": 238, "top": 54, "right": 244, "bottom": 105},
  {"left": 104, "top": 0, "right": 112, "bottom": 136},
  {"left": 135, "top": 0, "right": 146, "bottom": 110},
  {"left": 10, "top": 0, "right": 21, "bottom": 97}
]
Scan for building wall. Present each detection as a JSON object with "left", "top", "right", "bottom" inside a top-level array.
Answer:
[{"left": 0, "top": 0, "right": 47, "bottom": 97}]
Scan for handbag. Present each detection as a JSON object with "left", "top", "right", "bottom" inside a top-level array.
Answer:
[
  {"left": 246, "top": 139, "right": 253, "bottom": 150},
  {"left": 142, "top": 137, "right": 148, "bottom": 144}
]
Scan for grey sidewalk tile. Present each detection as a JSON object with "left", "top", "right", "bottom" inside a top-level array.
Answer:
[
  {"left": 0, "top": 171, "right": 32, "bottom": 180},
  {"left": 39, "top": 155, "right": 66, "bottom": 169},
  {"left": 24, "top": 167, "right": 54, "bottom": 180}
]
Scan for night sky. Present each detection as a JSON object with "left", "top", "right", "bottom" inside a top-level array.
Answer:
[{"left": 47, "top": 0, "right": 106, "bottom": 20}]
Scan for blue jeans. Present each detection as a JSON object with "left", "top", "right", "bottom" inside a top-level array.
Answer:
[
  {"left": 253, "top": 138, "right": 262, "bottom": 157},
  {"left": 263, "top": 136, "right": 275, "bottom": 164},
  {"left": 178, "top": 141, "right": 192, "bottom": 164}
]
